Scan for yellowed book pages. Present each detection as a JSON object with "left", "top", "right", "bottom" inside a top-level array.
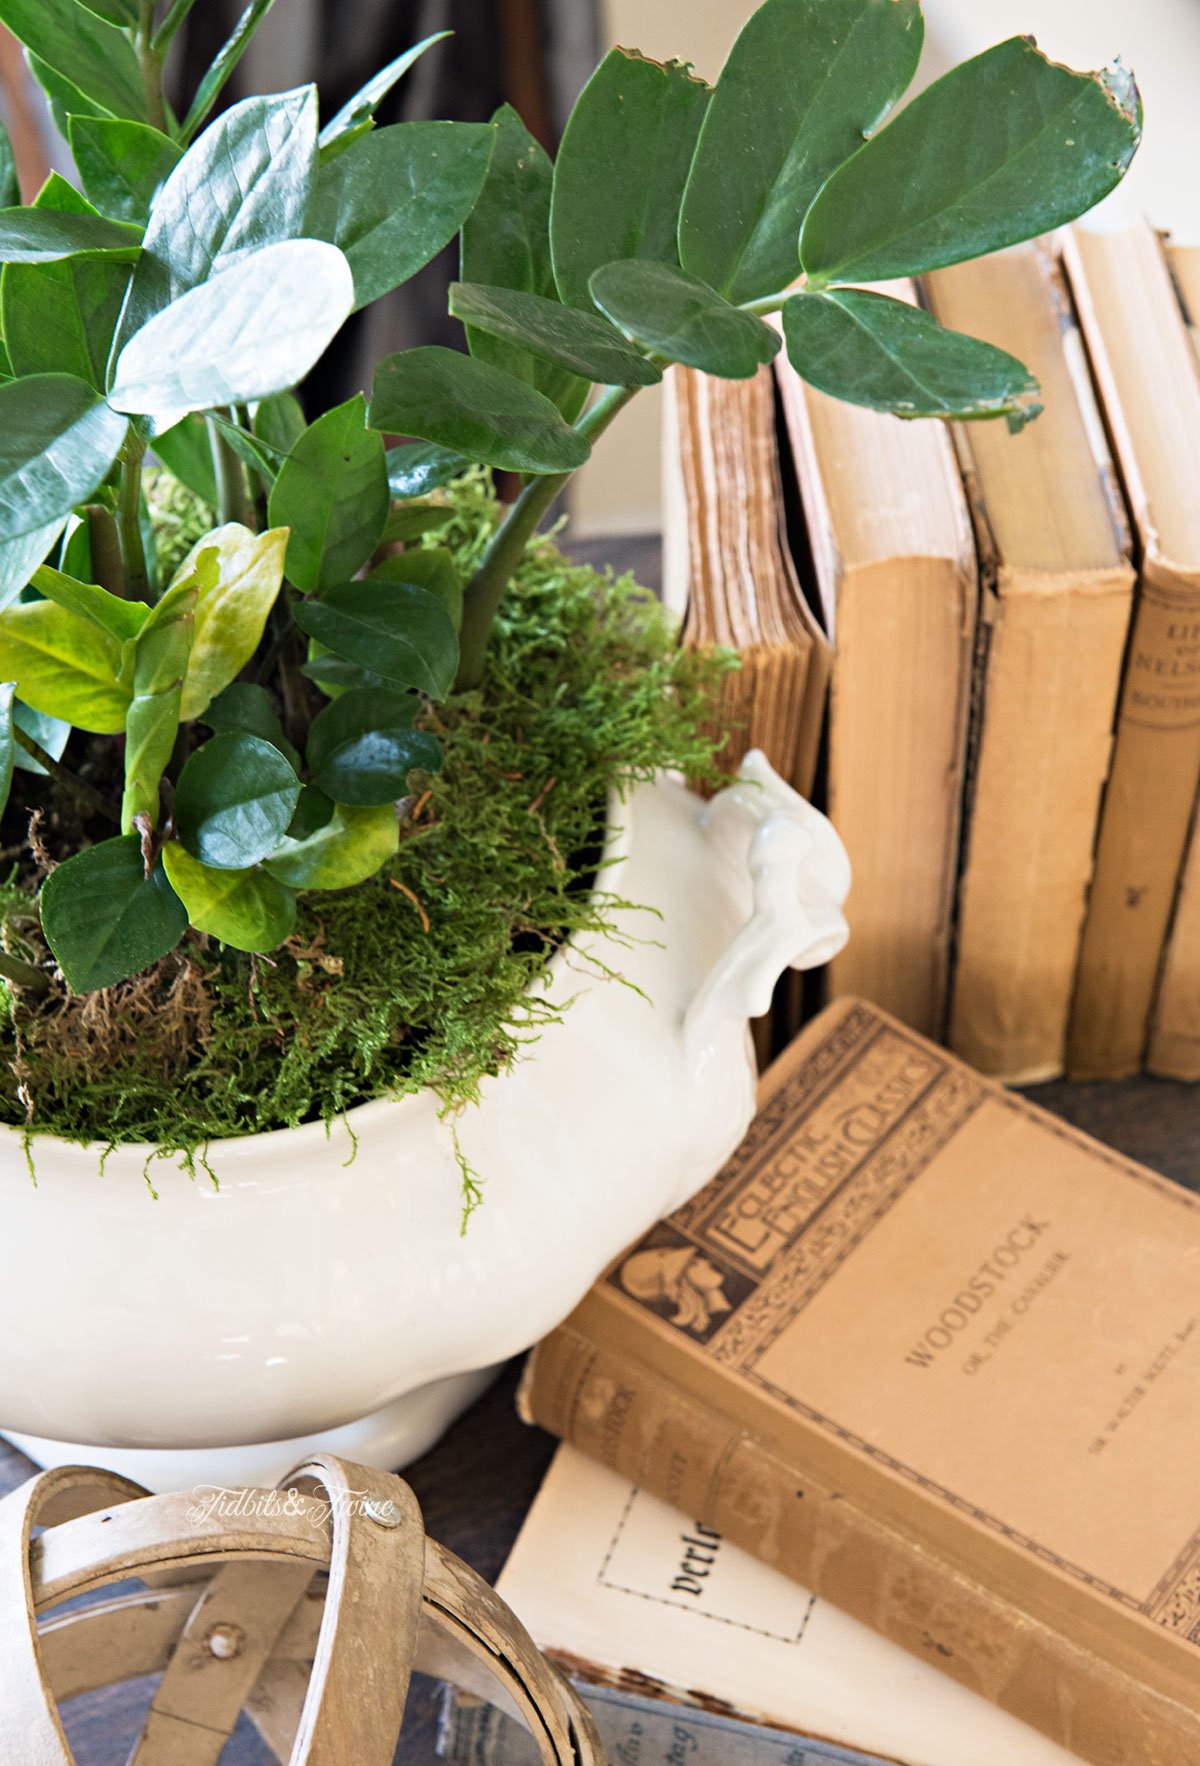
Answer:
[
  {"left": 923, "top": 245, "right": 1133, "bottom": 1082},
  {"left": 773, "top": 289, "right": 975, "bottom": 1038},
  {"left": 497, "top": 1444, "right": 1082, "bottom": 1766},
  {"left": 1146, "top": 244, "right": 1200, "bottom": 1079},
  {"left": 1063, "top": 224, "right": 1200, "bottom": 1079},
  {"left": 521, "top": 998, "right": 1200, "bottom": 1766},
  {"left": 662, "top": 363, "right": 828, "bottom": 798}
]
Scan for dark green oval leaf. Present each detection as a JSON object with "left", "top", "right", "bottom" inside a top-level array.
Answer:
[
  {"left": 0, "top": 0, "right": 149, "bottom": 122},
  {"left": 109, "top": 239, "right": 355, "bottom": 429},
  {"left": 0, "top": 208, "right": 142, "bottom": 264},
  {"left": 1, "top": 253, "right": 130, "bottom": 389},
  {"left": 800, "top": 40, "right": 1142, "bottom": 286},
  {"left": 590, "top": 260, "right": 778, "bottom": 378},
  {"left": 0, "top": 374, "right": 127, "bottom": 540},
  {"left": 461, "top": 103, "right": 586, "bottom": 417},
  {"left": 306, "top": 687, "right": 440, "bottom": 805},
  {"left": 202, "top": 681, "right": 300, "bottom": 770},
  {"left": 679, "top": 0, "right": 922, "bottom": 302},
  {"left": 550, "top": 49, "right": 710, "bottom": 312},
  {"left": 293, "top": 578, "right": 458, "bottom": 700},
  {"left": 449, "top": 282, "right": 660, "bottom": 388},
  {"left": 369, "top": 346, "right": 590, "bottom": 475},
  {"left": 162, "top": 841, "right": 296, "bottom": 952},
  {"left": 175, "top": 731, "right": 302, "bottom": 870},
  {"left": 267, "top": 393, "right": 388, "bottom": 593},
  {"left": 152, "top": 414, "right": 219, "bottom": 507},
  {"left": 253, "top": 391, "right": 307, "bottom": 457},
  {"left": 68, "top": 117, "right": 182, "bottom": 225},
  {"left": 310, "top": 120, "right": 495, "bottom": 311},
  {"left": 386, "top": 442, "right": 467, "bottom": 500},
  {"left": 369, "top": 547, "right": 461, "bottom": 628},
  {"left": 782, "top": 287, "right": 1042, "bottom": 428},
  {"left": 319, "top": 31, "right": 450, "bottom": 146},
  {"left": 41, "top": 838, "right": 187, "bottom": 992}
]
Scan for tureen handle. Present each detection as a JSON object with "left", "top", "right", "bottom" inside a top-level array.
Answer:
[{"left": 683, "top": 750, "right": 851, "bottom": 1063}]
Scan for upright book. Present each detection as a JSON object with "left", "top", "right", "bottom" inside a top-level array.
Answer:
[
  {"left": 521, "top": 998, "right": 1200, "bottom": 1766},
  {"left": 1146, "top": 242, "right": 1200, "bottom": 1079},
  {"left": 440, "top": 1442, "right": 1081, "bottom": 1766},
  {"left": 1063, "top": 223, "right": 1200, "bottom": 1079},
  {"left": 772, "top": 287, "right": 976, "bottom": 1039},
  {"left": 921, "top": 244, "right": 1134, "bottom": 1082},
  {"left": 662, "top": 362, "right": 828, "bottom": 798}
]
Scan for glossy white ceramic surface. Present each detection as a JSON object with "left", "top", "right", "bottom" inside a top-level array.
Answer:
[{"left": 0, "top": 754, "right": 849, "bottom": 1486}]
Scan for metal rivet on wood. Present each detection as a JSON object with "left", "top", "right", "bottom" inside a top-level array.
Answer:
[{"left": 0, "top": 1452, "right": 602, "bottom": 1765}]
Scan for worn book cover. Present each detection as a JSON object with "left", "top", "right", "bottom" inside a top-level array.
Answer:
[
  {"left": 520, "top": 999, "right": 1200, "bottom": 1766},
  {"left": 922, "top": 244, "right": 1133, "bottom": 1083},
  {"left": 467, "top": 1443, "right": 1079, "bottom": 1765},
  {"left": 772, "top": 282, "right": 976, "bottom": 1041},
  {"left": 1063, "top": 224, "right": 1200, "bottom": 1079}
]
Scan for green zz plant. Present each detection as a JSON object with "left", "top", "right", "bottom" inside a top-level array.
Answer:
[{"left": 0, "top": 0, "right": 1138, "bottom": 998}]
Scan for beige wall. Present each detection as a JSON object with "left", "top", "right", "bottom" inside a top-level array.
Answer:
[{"left": 571, "top": 0, "right": 1200, "bottom": 539}]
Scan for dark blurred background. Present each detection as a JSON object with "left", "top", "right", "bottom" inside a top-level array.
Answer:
[{"left": 172, "top": 0, "right": 601, "bottom": 408}]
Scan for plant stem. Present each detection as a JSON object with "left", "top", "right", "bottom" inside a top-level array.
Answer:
[
  {"left": 118, "top": 432, "right": 153, "bottom": 604},
  {"left": 13, "top": 730, "right": 119, "bottom": 822},
  {"left": 208, "top": 414, "right": 252, "bottom": 527},
  {"left": 456, "top": 382, "right": 639, "bottom": 689},
  {"left": 740, "top": 286, "right": 800, "bottom": 316},
  {"left": 0, "top": 949, "right": 49, "bottom": 993},
  {"left": 152, "top": 0, "right": 195, "bottom": 53},
  {"left": 136, "top": 0, "right": 167, "bottom": 133},
  {"left": 86, "top": 506, "right": 125, "bottom": 598}
]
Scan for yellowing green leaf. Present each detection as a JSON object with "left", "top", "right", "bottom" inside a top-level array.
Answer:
[
  {"left": 162, "top": 840, "right": 296, "bottom": 952},
  {"left": 0, "top": 599, "right": 130, "bottom": 731},
  {"left": 175, "top": 523, "right": 287, "bottom": 719},
  {"left": 264, "top": 800, "right": 398, "bottom": 889}
]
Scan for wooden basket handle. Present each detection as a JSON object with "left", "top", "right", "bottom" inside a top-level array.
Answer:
[{"left": 0, "top": 1455, "right": 601, "bottom": 1766}]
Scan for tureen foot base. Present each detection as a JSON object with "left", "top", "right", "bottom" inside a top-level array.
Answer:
[{"left": 1, "top": 1363, "right": 499, "bottom": 1493}]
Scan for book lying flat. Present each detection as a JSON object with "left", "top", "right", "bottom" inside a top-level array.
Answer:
[
  {"left": 443, "top": 1443, "right": 1080, "bottom": 1766},
  {"left": 662, "top": 362, "right": 829, "bottom": 798},
  {"left": 1063, "top": 224, "right": 1200, "bottom": 1079},
  {"left": 1146, "top": 243, "right": 1200, "bottom": 1080},
  {"left": 922, "top": 244, "right": 1133, "bottom": 1083},
  {"left": 521, "top": 999, "right": 1200, "bottom": 1766},
  {"left": 772, "top": 285, "right": 976, "bottom": 1040}
]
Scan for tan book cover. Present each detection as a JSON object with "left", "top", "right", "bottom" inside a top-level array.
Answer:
[
  {"left": 1063, "top": 224, "right": 1200, "bottom": 1079},
  {"left": 521, "top": 998, "right": 1200, "bottom": 1766},
  {"left": 1146, "top": 244, "right": 1200, "bottom": 1079},
  {"left": 922, "top": 245, "right": 1134, "bottom": 1083},
  {"left": 489, "top": 1444, "right": 1081, "bottom": 1765},
  {"left": 662, "top": 362, "right": 829, "bottom": 799},
  {"left": 772, "top": 287, "right": 976, "bottom": 1040}
]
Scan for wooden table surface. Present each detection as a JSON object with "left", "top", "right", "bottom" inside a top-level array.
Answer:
[{"left": 3, "top": 535, "right": 1198, "bottom": 1761}]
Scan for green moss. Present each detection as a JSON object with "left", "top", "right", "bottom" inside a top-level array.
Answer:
[{"left": 0, "top": 475, "right": 732, "bottom": 1188}]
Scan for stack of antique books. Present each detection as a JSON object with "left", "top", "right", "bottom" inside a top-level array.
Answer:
[
  {"left": 463, "top": 1000, "right": 1200, "bottom": 1766},
  {"left": 664, "top": 226, "right": 1200, "bottom": 1084}
]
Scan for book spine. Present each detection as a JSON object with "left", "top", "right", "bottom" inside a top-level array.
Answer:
[
  {"left": 519, "top": 1328, "right": 1200, "bottom": 1766},
  {"left": 1065, "top": 560, "right": 1200, "bottom": 1078},
  {"left": 947, "top": 568, "right": 1131, "bottom": 1082},
  {"left": 438, "top": 1685, "right": 895, "bottom": 1766}
]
